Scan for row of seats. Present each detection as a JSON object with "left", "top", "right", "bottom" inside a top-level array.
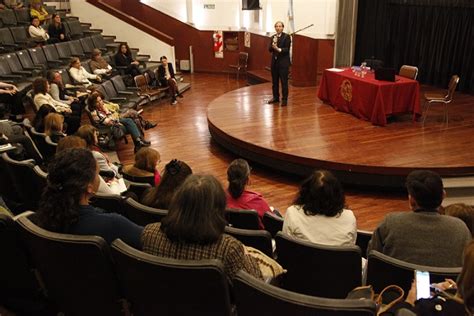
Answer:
[
  {"left": 1, "top": 211, "right": 460, "bottom": 315},
  {"left": 0, "top": 6, "right": 62, "bottom": 29}
]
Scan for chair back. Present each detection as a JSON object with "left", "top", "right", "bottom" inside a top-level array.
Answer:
[
  {"left": 0, "top": 10, "right": 17, "bottom": 26},
  {"left": 224, "top": 226, "right": 273, "bottom": 257},
  {"left": 90, "top": 193, "right": 125, "bottom": 215},
  {"left": 225, "top": 208, "right": 260, "bottom": 230},
  {"left": 233, "top": 270, "right": 376, "bottom": 316},
  {"left": 10, "top": 26, "right": 30, "bottom": 44},
  {"left": 446, "top": 75, "right": 460, "bottom": 102},
  {"left": 0, "top": 28, "right": 16, "bottom": 47},
  {"left": 134, "top": 74, "right": 148, "bottom": 94},
  {"left": 55, "top": 42, "right": 72, "bottom": 60},
  {"left": 262, "top": 212, "right": 283, "bottom": 237},
  {"left": 14, "top": 8, "right": 30, "bottom": 25},
  {"left": 111, "top": 75, "right": 127, "bottom": 92},
  {"left": 69, "top": 40, "right": 86, "bottom": 58},
  {"left": 0, "top": 213, "right": 46, "bottom": 313},
  {"left": 111, "top": 239, "right": 233, "bottom": 316},
  {"left": 29, "top": 127, "right": 55, "bottom": 162},
  {"left": 122, "top": 198, "right": 168, "bottom": 226},
  {"left": 28, "top": 47, "right": 48, "bottom": 68},
  {"left": 275, "top": 232, "right": 362, "bottom": 298},
  {"left": 123, "top": 179, "right": 153, "bottom": 198},
  {"left": 79, "top": 36, "right": 95, "bottom": 54},
  {"left": 356, "top": 229, "right": 373, "bottom": 259},
  {"left": 15, "top": 213, "right": 123, "bottom": 316},
  {"left": 103, "top": 80, "right": 119, "bottom": 98},
  {"left": 1, "top": 153, "right": 44, "bottom": 210},
  {"left": 238, "top": 52, "right": 249, "bottom": 69},
  {"left": 122, "top": 172, "right": 155, "bottom": 186},
  {"left": 42, "top": 44, "right": 61, "bottom": 63},
  {"left": 366, "top": 251, "right": 462, "bottom": 294},
  {"left": 399, "top": 65, "right": 418, "bottom": 80}
]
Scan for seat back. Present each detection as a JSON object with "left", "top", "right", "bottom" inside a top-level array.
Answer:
[
  {"left": 81, "top": 60, "right": 93, "bottom": 74},
  {"left": 262, "top": 212, "right": 283, "bottom": 237},
  {"left": 4, "top": 53, "right": 25, "bottom": 73},
  {"left": 103, "top": 80, "right": 119, "bottom": 98},
  {"left": 122, "top": 198, "right": 168, "bottom": 226},
  {"left": 14, "top": 8, "right": 30, "bottom": 25},
  {"left": 233, "top": 270, "right": 376, "bottom": 316},
  {"left": 446, "top": 75, "right": 460, "bottom": 102},
  {"left": 111, "top": 75, "right": 127, "bottom": 92},
  {"left": 399, "top": 65, "right": 418, "bottom": 80},
  {"left": 224, "top": 226, "right": 273, "bottom": 257},
  {"left": 0, "top": 9, "right": 18, "bottom": 26},
  {"left": 10, "top": 26, "right": 30, "bottom": 44},
  {"left": 17, "top": 49, "right": 43, "bottom": 71},
  {"left": 27, "top": 47, "right": 48, "bottom": 68},
  {"left": 125, "top": 180, "right": 152, "bottom": 198},
  {"left": 0, "top": 55, "right": 15, "bottom": 77},
  {"left": 58, "top": 68, "right": 74, "bottom": 86},
  {"left": 42, "top": 44, "right": 61, "bottom": 63},
  {"left": 111, "top": 239, "right": 233, "bottom": 316},
  {"left": 79, "top": 36, "right": 95, "bottom": 54},
  {"left": 16, "top": 213, "right": 123, "bottom": 316},
  {"left": 29, "top": 127, "right": 55, "bottom": 163},
  {"left": 1, "top": 153, "right": 44, "bottom": 210},
  {"left": 0, "top": 213, "right": 46, "bottom": 314},
  {"left": 356, "top": 229, "right": 373, "bottom": 259},
  {"left": 122, "top": 172, "right": 155, "bottom": 186},
  {"left": 55, "top": 42, "right": 72, "bottom": 60},
  {"left": 66, "top": 20, "right": 84, "bottom": 39},
  {"left": 91, "top": 34, "right": 106, "bottom": 50},
  {"left": 90, "top": 193, "right": 125, "bottom": 214},
  {"left": 225, "top": 208, "right": 260, "bottom": 230},
  {"left": 68, "top": 40, "right": 85, "bottom": 58},
  {"left": 275, "top": 232, "right": 362, "bottom": 298},
  {"left": 366, "top": 251, "right": 462, "bottom": 294},
  {"left": 134, "top": 74, "right": 148, "bottom": 93},
  {"left": 0, "top": 28, "right": 17, "bottom": 50}
]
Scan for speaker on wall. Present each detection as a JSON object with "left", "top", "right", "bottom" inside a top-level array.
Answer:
[{"left": 242, "top": 0, "right": 260, "bottom": 10}]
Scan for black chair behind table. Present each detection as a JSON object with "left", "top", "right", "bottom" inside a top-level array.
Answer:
[
  {"left": 1, "top": 153, "right": 45, "bottom": 212},
  {"left": 224, "top": 226, "right": 273, "bottom": 257},
  {"left": 233, "top": 270, "right": 377, "bottom": 316},
  {"left": 275, "top": 232, "right": 362, "bottom": 298},
  {"left": 366, "top": 250, "right": 462, "bottom": 294},
  {"left": 90, "top": 193, "right": 126, "bottom": 215},
  {"left": 356, "top": 229, "right": 373, "bottom": 259},
  {"left": 225, "top": 208, "right": 260, "bottom": 230},
  {"left": 15, "top": 213, "right": 124, "bottom": 316},
  {"left": 262, "top": 212, "right": 283, "bottom": 237},
  {"left": 111, "top": 239, "right": 233, "bottom": 316},
  {"left": 122, "top": 197, "right": 168, "bottom": 226},
  {"left": 0, "top": 213, "right": 50, "bottom": 315}
]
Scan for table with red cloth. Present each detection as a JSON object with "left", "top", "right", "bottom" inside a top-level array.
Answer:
[{"left": 317, "top": 68, "right": 421, "bottom": 126}]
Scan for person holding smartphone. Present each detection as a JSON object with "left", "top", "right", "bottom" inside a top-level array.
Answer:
[{"left": 380, "top": 240, "right": 474, "bottom": 315}]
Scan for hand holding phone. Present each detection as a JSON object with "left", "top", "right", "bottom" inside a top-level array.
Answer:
[{"left": 415, "top": 270, "right": 431, "bottom": 300}]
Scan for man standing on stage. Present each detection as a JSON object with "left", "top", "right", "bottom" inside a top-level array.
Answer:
[{"left": 268, "top": 21, "right": 291, "bottom": 106}]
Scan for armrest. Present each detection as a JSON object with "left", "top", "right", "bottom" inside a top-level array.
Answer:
[
  {"left": 0, "top": 74, "right": 23, "bottom": 80},
  {"left": 117, "top": 91, "right": 134, "bottom": 95},
  {"left": 11, "top": 70, "right": 32, "bottom": 76},
  {"left": 109, "top": 97, "right": 127, "bottom": 103}
]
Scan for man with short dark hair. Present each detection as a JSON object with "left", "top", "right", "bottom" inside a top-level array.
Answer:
[
  {"left": 267, "top": 21, "right": 291, "bottom": 106},
  {"left": 367, "top": 170, "right": 471, "bottom": 267}
]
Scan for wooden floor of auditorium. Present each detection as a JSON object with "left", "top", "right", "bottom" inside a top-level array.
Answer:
[{"left": 82, "top": 73, "right": 473, "bottom": 231}]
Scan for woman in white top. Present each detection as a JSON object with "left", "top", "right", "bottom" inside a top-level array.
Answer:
[
  {"left": 283, "top": 170, "right": 357, "bottom": 247},
  {"left": 28, "top": 16, "right": 49, "bottom": 43},
  {"left": 68, "top": 57, "right": 101, "bottom": 88},
  {"left": 32, "top": 78, "right": 81, "bottom": 134}
]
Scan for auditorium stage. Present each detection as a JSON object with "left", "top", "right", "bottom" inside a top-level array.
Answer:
[{"left": 207, "top": 83, "right": 474, "bottom": 187}]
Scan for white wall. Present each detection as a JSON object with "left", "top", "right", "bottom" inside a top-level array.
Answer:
[
  {"left": 70, "top": 1, "right": 175, "bottom": 63},
  {"left": 140, "top": 0, "right": 337, "bottom": 39}
]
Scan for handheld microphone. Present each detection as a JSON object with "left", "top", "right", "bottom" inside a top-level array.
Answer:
[{"left": 272, "top": 35, "right": 278, "bottom": 44}]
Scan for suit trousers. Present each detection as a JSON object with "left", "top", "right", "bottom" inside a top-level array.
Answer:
[{"left": 271, "top": 61, "right": 289, "bottom": 101}]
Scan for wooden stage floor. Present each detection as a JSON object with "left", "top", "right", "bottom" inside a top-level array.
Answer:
[{"left": 208, "top": 82, "right": 474, "bottom": 187}]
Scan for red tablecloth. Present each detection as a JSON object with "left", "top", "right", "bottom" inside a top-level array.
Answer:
[{"left": 317, "top": 68, "right": 421, "bottom": 126}]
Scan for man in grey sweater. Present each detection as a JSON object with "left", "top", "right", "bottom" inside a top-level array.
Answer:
[{"left": 367, "top": 170, "right": 471, "bottom": 267}]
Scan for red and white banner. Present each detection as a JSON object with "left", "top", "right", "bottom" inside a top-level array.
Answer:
[{"left": 213, "top": 31, "right": 223, "bottom": 58}]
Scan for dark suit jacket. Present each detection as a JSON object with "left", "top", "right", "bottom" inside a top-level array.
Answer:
[
  {"left": 157, "top": 63, "right": 175, "bottom": 86},
  {"left": 114, "top": 53, "right": 134, "bottom": 68},
  {"left": 268, "top": 32, "right": 291, "bottom": 67}
]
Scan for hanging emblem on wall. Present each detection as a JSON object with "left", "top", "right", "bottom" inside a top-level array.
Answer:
[
  {"left": 213, "top": 30, "right": 224, "bottom": 58},
  {"left": 340, "top": 79, "right": 353, "bottom": 102},
  {"left": 244, "top": 32, "right": 251, "bottom": 48}
]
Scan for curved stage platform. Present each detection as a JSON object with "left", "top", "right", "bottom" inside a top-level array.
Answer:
[{"left": 207, "top": 83, "right": 474, "bottom": 187}]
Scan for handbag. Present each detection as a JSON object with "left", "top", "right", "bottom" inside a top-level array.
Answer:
[{"left": 110, "top": 123, "right": 125, "bottom": 139}]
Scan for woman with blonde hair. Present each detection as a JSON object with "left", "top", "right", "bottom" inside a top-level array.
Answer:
[{"left": 44, "top": 112, "right": 65, "bottom": 143}]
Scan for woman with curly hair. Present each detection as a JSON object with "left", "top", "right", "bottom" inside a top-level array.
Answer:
[
  {"left": 283, "top": 169, "right": 357, "bottom": 246},
  {"left": 141, "top": 159, "right": 192, "bottom": 209},
  {"left": 114, "top": 43, "right": 141, "bottom": 77},
  {"left": 35, "top": 148, "right": 143, "bottom": 248}
]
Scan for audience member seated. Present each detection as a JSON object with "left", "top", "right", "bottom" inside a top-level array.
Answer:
[
  {"left": 141, "top": 159, "right": 192, "bottom": 209},
  {"left": 44, "top": 112, "right": 65, "bottom": 143},
  {"left": 47, "top": 14, "right": 69, "bottom": 43},
  {"left": 87, "top": 92, "right": 151, "bottom": 152},
  {"left": 30, "top": 0, "right": 50, "bottom": 24},
  {"left": 114, "top": 43, "right": 141, "bottom": 77},
  {"left": 157, "top": 56, "right": 183, "bottom": 105},
  {"left": 0, "top": 118, "right": 43, "bottom": 163},
  {"left": 55, "top": 135, "right": 123, "bottom": 196},
  {"left": 141, "top": 174, "right": 264, "bottom": 280},
  {"left": 4, "top": 0, "right": 24, "bottom": 10},
  {"left": 69, "top": 57, "right": 101, "bottom": 88},
  {"left": 381, "top": 240, "right": 474, "bottom": 315},
  {"left": 32, "top": 78, "right": 80, "bottom": 134},
  {"left": 122, "top": 147, "right": 161, "bottom": 186},
  {"left": 367, "top": 170, "right": 471, "bottom": 267},
  {"left": 0, "top": 81, "right": 23, "bottom": 116},
  {"left": 442, "top": 203, "right": 474, "bottom": 238},
  {"left": 34, "top": 148, "right": 143, "bottom": 248},
  {"left": 28, "top": 16, "right": 49, "bottom": 44},
  {"left": 89, "top": 49, "right": 114, "bottom": 78},
  {"left": 226, "top": 158, "right": 275, "bottom": 229},
  {"left": 47, "top": 70, "right": 84, "bottom": 112},
  {"left": 283, "top": 169, "right": 357, "bottom": 246},
  {"left": 31, "top": 103, "right": 56, "bottom": 133}
]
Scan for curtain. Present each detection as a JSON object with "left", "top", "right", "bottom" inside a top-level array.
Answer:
[{"left": 354, "top": 0, "right": 474, "bottom": 93}]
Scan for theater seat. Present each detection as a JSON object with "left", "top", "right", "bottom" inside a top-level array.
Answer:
[
  {"left": 122, "top": 197, "right": 168, "bottom": 226},
  {"left": 224, "top": 226, "right": 273, "bottom": 257},
  {"left": 225, "top": 208, "right": 260, "bottom": 230}
]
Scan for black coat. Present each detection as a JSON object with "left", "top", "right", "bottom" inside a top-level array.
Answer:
[{"left": 268, "top": 32, "right": 291, "bottom": 67}]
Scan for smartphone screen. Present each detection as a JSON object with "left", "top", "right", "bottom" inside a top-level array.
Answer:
[{"left": 415, "top": 270, "right": 431, "bottom": 300}]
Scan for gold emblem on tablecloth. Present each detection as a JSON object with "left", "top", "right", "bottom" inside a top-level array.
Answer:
[{"left": 340, "top": 79, "right": 352, "bottom": 102}]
